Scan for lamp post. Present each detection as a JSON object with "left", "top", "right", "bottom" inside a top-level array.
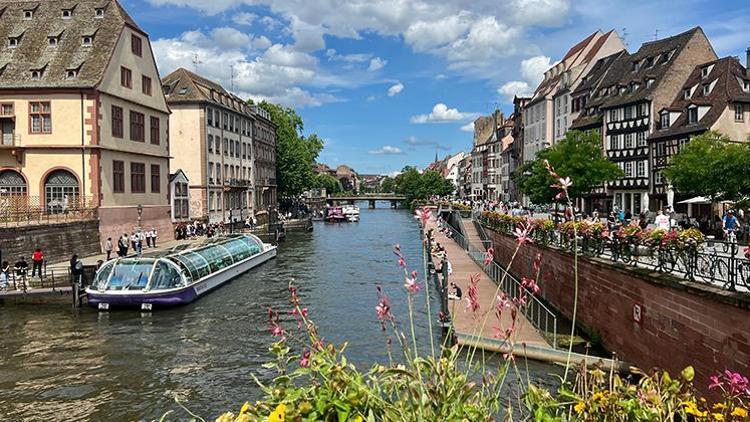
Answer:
[{"left": 136, "top": 204, "right": 143, "bottom": 231}]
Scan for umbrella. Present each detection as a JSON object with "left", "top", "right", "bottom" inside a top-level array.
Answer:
[
  {"left": 667, "top": 185, "right": 675, "bottom": 209},
  {"left": 677, "top": 196, "right": 711, "bottom": 205}
]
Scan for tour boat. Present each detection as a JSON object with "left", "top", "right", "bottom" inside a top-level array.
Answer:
[
  {"left": 86, "top": 234, "right": 277, "bottom": 310},
  {"left": 342, "top": 204, "right": 360, "bottom": 222},
  {"left": 324, "top": 206, "right": 348, "bottom": 222}
]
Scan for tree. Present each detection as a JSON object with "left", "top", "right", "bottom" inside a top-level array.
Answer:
[
  {"left": 663, "top": 131, "right": 750, "bottom": 202},
  {"left": 314, "top": 173, "right": 343, "bottom": 195},
  {"left": 380, "top": 177, "right": 396, "bottom": 193},
  {"left": 515, "top": 130, "right": 623, "bottom": 204},
  {"left": 391, "top": 166, "right": 454, "bottom": 202},
  {"left": 257, "top": 101, "right": 324, "bottom": 198}
]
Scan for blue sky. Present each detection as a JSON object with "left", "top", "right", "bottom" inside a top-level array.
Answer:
[{"left": 126, "top": 0, "right": 750, "bottom": 175}]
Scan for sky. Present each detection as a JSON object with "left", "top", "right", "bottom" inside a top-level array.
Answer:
[{"left": 126, "top": 0, "right": 750, "bottom": 175}]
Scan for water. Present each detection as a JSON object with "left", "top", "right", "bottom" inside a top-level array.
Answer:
[{"left": 0, "top": 204, "right": 559, "bottom": 421}]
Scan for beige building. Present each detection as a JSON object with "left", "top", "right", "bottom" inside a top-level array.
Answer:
[
  {"left": 251, "top": 104, "right": 276, "bottom": 217},
  {"left": 162, "top": 68, "right": 256, "bottom": 224},
  {"left": 0, "top": 0, "right": 172, "bottom": 241}
]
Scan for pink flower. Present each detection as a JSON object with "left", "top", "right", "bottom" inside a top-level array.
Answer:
[
  {"left": 503, "top": 353, "right": 515, "bottom": 362},
  {"left": 415, "top": 207, "right": 432, "bottom": 226},
  {"left": 270, "top": 323, "right": 285, "bottom": 339},
  {"left": 398, "top": 257, "right": 406, "bottom": 267},
  {"left": 404, "top": 271, "right": 421, "bottom": 293},
  {"left": 483, "top": 247, "right": 495, "bottom": 266},
  {"left": 532, "top": 253, "right": 542, "bottom": 273},
  {"left": 709, "top": 374, "right": 722, "bottom": 390},
  {"left": 522, "top": 277, "right": 540, "bottom": 295},
  {"left": 513, "top": 223, "right": 534, "bottom": 246},
  {"left": 300, "top": 308, "right": 308, "bottom": 318},
  {"left": 299, "top": 348, "right": 310, "bottom": 368},
  {"left": 465, "top": 273, "right": 481, "bottom": 314},
  {"left": 375, "top": 293, "right": 394, "bottom": 325},
  {"left": 558, "top": 177, "right": 572, "bottom": 189}
]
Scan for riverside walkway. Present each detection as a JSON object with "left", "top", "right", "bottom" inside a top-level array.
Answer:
[{"left": 424, "top": 217, "right": 549, "bottom": 349}]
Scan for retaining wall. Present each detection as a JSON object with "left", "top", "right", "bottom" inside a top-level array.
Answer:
[{"left": 0, "top": 220, "right": 101, "bottom": 265}]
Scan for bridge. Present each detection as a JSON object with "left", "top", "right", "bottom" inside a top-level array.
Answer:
[{"left": 325, "top": 193, "right": 407, "bottom": 208}]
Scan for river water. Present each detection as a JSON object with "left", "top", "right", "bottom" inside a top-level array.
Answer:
[{"left": 0, "top": 204, "right": 558, "bottom": 421}]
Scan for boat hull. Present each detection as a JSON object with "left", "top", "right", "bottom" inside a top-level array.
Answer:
[{"left": 87, "top": 247, "right": 277, "bottom": 309}]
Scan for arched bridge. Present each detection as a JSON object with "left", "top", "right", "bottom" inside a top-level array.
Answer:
[{"left": 326, "top": 194, "right": 407, "bottom": 208}]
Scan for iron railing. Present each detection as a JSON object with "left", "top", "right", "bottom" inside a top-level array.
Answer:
[
  {"left": 0, "top": 195, "right": 97, "bottom": 227},
  {"left": 476, "top": 215, "right": 750, "bottom": 293},
  {"left": 438, "top": 213, "right": 558, "bottom": 348}
]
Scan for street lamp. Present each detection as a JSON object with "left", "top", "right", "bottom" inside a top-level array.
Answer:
[{"left": 137, "top": 204, "right": 143, "bottom": 231}]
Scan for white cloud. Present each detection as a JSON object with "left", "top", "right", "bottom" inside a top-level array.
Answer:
[
  {"left": 410, "top": 103, "right": 477, "bottom": 124},
  {"left": 387, "top": 82, "right": 404, "bottom": 96},
  {"left": 460, "top": 122, "right": 475, "bottom": 132},
  {"left": 326, "top": 49, "right": 372, "bottom": 63},
  {"left": 404, "top": 136, "right": 449, "bottom": 150},
  {"left": 368, "top": 145, "right": 404, "bottom": 155},
  {"left": 210, "top": 27, "right": 252, "bottom": 50},
  {"left": 368, "top": 57, "right": 387, "bottom": 71},
  {"left": 366, "top": 95, "right": 376, "bottom": 102},
  {"left": 496, "top": 54, "right": 552, "bottom": 100},
  {"left": 497, "top": 80, "right": 532, "bottom": 100},
  {"left": 232, "top": 12, "right": 257, "bottom": 26}
]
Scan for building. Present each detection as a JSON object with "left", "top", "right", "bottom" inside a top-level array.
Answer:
[
  {"left": 161, "top": 68, "right": 255, "bottom": 225},
  {"left": 597, "top": 27, "right": 717, "bottom": 214},
  {"left": 169, "top": 169, "right": 190, "bottom": 222},
  {"left": 0, "top": 0, "right": 172, "bottom": 240},
  {"left": 524, "top": 30, "right": 625, "bottom": 162},
  {"left": 470, "top": 110, "right": 503, "bottom": 200},
  {"left": 444, "top": 152, "right": 466, "bottom": 191},
  {"left": 251, "top": 104, "right": 276, "bottom": 216},
  {"left": 359, "top": 174, "right": 385, "bottom": 192},
  {"left": 335, "top": 164, "right": 359, "bottom": 193},
  {"left": 649, "top": 55, "right": 750, "bottom": 213},
  {"left": 498, "top": 115, "right": 515, "bottom": 202},
  {"left": 457, "top": 154, "right": 471, "bottom": 198},
  {"left": 508, "top": 96, "right": 529, "bottom": 203}
]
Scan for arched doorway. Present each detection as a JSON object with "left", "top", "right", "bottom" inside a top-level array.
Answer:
[
  {"left": 44, "top": 169, "right": 79, "bottom": 214},
  {"left": 0, "top": 169, "right": 28, "bottom": 213}
]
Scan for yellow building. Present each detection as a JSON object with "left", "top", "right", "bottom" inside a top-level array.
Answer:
[{"left": 0, "top": 0, "right": 172, "bottom": 242}]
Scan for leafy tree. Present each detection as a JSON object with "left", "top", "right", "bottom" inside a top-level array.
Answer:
[
  {"left": 391, "top": 166, "right": 454, "bottom": 202},
  {"left": 515, "top": 130, "right": 623, "bottom": 204},
  {"left": 663, "top": 131, "right": 750, "bottom": 202},
  {"left": 380, "top": 177, "right": 396, "bottom": 193},
  {"left": 314, "top": 173, "right": 343, "bottom": 195},
  {"left": 257, "top": 101, "right": 324, "bottom": 198}
]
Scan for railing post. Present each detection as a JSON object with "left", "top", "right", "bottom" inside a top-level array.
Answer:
[{"left": 729, "top": 242, "right": 737, "bottom": 291}]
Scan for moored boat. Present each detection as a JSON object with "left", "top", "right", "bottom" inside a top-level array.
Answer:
[
  {"left": 324, "top": 206, "right": 348, "bottom": 222},
  {"left": 86, "top": 234, "right": 276, "bottom": 310},
  {"left": 342, "top": 204, "right": 360, "bottom": 222}
]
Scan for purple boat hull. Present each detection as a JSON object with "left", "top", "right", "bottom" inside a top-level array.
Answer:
[{"left": 87, "top": 287, "right": 198, "bottom": 308}]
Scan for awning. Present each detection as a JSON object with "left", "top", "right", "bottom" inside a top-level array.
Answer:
[{"left": 677, "top": 196, "right": 731, "bottom": 205}]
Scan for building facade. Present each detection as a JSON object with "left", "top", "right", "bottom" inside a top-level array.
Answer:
[
  {"left": 0, "top": 0, "right": 172, "bottom": 241},
  {"left": 162, "top": 68, "right": 255, "bottom": 224},
  {"left": 251, "top": 105, "right": 276, "bottom": 217}
]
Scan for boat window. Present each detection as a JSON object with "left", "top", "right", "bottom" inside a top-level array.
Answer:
[
  {"left": 148, "top": 260, "right": 184, "bottom": 290},
  {"left": 170, "top": 252, "right": 210, "bottom": 281},
  {"left": 196, "top": 244, "right": 234, "bottom": 272},
  {"left": 237, "top": 236, "right": 262, "bottom": 254},
  {"left": 91, "top": 261, "right": 114, "bottom": 290},
  {"left": 222, "top": 238, "right": 253, "bottom": 261},
  {"left": 105, "top": 259, "right": 154, "bottom": 291}
]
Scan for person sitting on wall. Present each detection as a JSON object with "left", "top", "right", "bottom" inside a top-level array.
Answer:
[{"left": 448, "top": 282, "right": 462, "bottom": 300}]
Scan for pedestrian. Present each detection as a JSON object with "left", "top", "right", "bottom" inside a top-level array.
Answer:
[
  {"left": 118, "top": 233, "right": 129, "bottom": 257},
  {"left": 135, "top": 232, "right": 143, "bottom": 256},
  {"left": 1, "top": 260, "right": 9, "bottom": 291},
  {"left": 96, "top": 259, "right": 104, "bottom": 270},
  {"left": 655, "top": 209, "right": 670, "bottom": 231},
  {"left": 31, "top": 248, "right": 44, "bottom": 278},
  {"left": 0, "top": 266, "right": 7, "bottom": 292},
  {"left": 449, "top": 282, "right": 463, "bottom": 300},
  {"left": 151, "top": 227, "right": 158, "bottom": 248},
  {"left": 70, "top": 254, "right": 84, "bottom": 287},
  {"left": 130, "top": 232, "right": 137, "bottom": 251},
  {"left": 104, "top": 237, "right": 113, "bottom": 260},
  {"left": 145, "top": 228, "right": 153, "bottom": 248},
  {"left": 14, "top": 257, "right": 29, "bottom": 290}
]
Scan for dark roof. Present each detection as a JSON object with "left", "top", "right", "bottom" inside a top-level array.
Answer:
[
  {"left": 598, "top": 27, "right": 705, "bottom": 109},
  {"left": 161, "top": 67, "right": 254, "bottom": 116},
  {"left": 572, "top": 50, "right": 627, "bottom": 96},
  {"left": 0, "top": 0, "right": 140, "bottom": 89},
  {"left": 650, "top": 56, "right": 750, "bottom": 140}
]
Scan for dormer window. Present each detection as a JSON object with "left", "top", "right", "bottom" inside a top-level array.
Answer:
[
  {"left": 645, "top": 57, "right": 654, "bottom": 68},
  {"left": 62, "top": 9, "right": 72, "bottom": 18},
  {"left": 65, "top": 69, "right": 77, "bottom": 79},
  {"left": 631, "top": 61, "right": 639, "bottom": 72},
  {"left": 684, "top": 88, "right": 692, "bottom": 100},
  {"left": 702, "top": 84, "right": 711, "bottom": 95},
  {"left": 744, "top": 81, "right": 750, "bottom": 93},
  {"left": 31, "top": 69, "right": 43, "bottom": 80},
  {"left": 701, "top": 66, "right": 710, "bottom": 78},
  {"left": 95, "top": 8, "right": 104, "bottom": 18},
  {"left": 82, "top": 36, "right": 92, "bottom": 46},
  {"left": 646, "top": 78, "right": 655, "bottom": 88},
  {"left": 619, "top": 86, "right": 627, "bottom": 94},
  {"left": 48, "top": 37, "right": 58, "bottom": 47},
  {"left": 660, "top": 112, "right": 670, "bottom": 129},
  {"left": 687, "top": 106, "right": 698, "bottom": 124},
  {"left": 631, "top": 82, "right": 640, "bottom": 92},
  {"left": 23, "top": 10, "right": 33, "bottom": 20},
  {"left": 7, "top": 37, "right": 18, "bottom": 48}
]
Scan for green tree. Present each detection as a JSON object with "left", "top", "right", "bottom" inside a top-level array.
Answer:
[
  {"left": 257, "top": 101, "right": 324, "bottom": 198},
  {"left": 314, "top": 173, "right": 343, "bottom": 195},
  {"left": 391, "top": 166, "right": 454, "bottom": 202},
  {"left": 663, "top": 131, "right": 750, "bottom": 202},
  {"left": 515, "top": 130, "right": 623, "bottom": 204},
  {"left": 380, "top": 176, "right": 396, "bottom": 193}
]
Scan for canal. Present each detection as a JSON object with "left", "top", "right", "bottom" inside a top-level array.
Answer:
[{"left": 0, "top": 203, "right": 558, "bottom": 420}]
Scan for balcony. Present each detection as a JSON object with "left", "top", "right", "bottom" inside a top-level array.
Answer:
[{"left": 0, "top": 134, "right": 21, "bottom": 147}]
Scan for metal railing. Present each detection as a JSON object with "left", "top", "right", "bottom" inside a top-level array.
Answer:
[
  {"left": 0, "top": 195, "right": 97, "bottom": 227},
  {"left": 0, "top": 265, "right": 71, "bottom": 294},
  {"left": 477, "top": 214, "right": 750, "bottom": 293},
  {"left": 438, "top": 213, "right": 558, "bottom": 348}
]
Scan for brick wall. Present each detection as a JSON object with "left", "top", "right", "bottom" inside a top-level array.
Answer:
[
  {"left": 487, "top": 227, "right": 750, "bottom": 390},
  {"left": 0, "top": 220, "right": 101, "bottom": 265}
]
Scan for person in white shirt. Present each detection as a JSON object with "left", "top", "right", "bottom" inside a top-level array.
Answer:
[
  {"left": 151, "top": 227, "right": 158, "bottom": 247},
  {"left": 655, "top": 210, "right": 671, "bottom": 231}
]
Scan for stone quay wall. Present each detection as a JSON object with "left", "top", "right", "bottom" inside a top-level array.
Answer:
[
  {"left": 486, "top": 227, "right": 750, "bottom": 390},
  {"left": 0, "top": 220, "right": 101, "bottom": 265}
]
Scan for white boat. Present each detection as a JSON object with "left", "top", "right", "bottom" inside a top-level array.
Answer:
[
  {"left": 342, "top": 204, "right": 360, "bottom": 222},
  {"left": 86, "top": 234, "right": 276, "bottom": 310}
]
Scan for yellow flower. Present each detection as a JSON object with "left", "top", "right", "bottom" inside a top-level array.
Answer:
[
  {"left": 592, "top": 392, "right": 606, "bottom": 401},
  {"left": 712, "top": 413, "right": 724, "bottom": 421},
  {"left": 731, "top": 407, "right": 748, "bottom": 418},
  {"left": 269, "top": 403, "right": 286, "bottom": 422},
  {"left": 574, "top": 401, "right": 586, "bottom": 414},
  {"left": 713, "top": 403, "right": 726, "bottom": 410},
  {"left": 215, "top": 412, "right": 234, "bottom": 422},
  {"left": 240, "top": 402, "right": 250, "bottom": 415},
  {"left": 684, "top": 401, "right": 707, "bottom": 418}
]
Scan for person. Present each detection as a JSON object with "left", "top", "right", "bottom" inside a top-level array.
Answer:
[
  {"left": 31, "top": 248, "right": 44, "bottom": 278},
  {"left": 1, "top": 261, "right": 10, "bottom": 282},
  {"left": 118, "top": 233, "right": 129, "bottom": 257},
  {"left": 95, "top": 259, "right": 104, "bottom": 270},
  {"left": 135, "top": 231, "right": 143, "bottom": 256},
  {"left": 655, "top": 209, "right": 670, "bottom": 231},
  {"left": 151, "top": 227, "right": 158, "bottom": 247},
  {"left": 145, "top": 229, "right": 153, "bottom": 248},
  {"left": 0, "top": 266, "right": 7, "bottom": 292},
  {"left": 70, "top": 254, "right": 84, "bottom": 287},
  {"left": 723, "top": 210, "right": 741, "bottom": 242},
  {"left": 104, "top": 237, "right": 113, "bottom": 260},
  {"left": 14, "top": 257, "right": 29, "bottom": 290},
  {"left": 448, "top": 282, "right": 463, "bottom": 300},
  {"left": 638, "top": 212, "right": 649, "bottom": 230},
  {"left": 130, "top": 232, "right": 137, "bottom": 251}
]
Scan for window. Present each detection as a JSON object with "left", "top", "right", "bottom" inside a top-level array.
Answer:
[
  {"left": 654, "top": 170, "right": 663, "bottom": 185},
  {"left": 8, "top": 37, "right": 18, "bottom": 48},
  {"left": 207, "top": 134, "right": 213, "bottom": 152},
  {"left": 624, "top": 106, "right": 633, "bottom": 120},
  {"left": 224, "top": 138, "right": 228, "bottom": 156},
  {"left": 684, "top": 88, "right": 691, "bottom": 100},
  {"left": 645, "top": 57, "right": 654, "bottom": 68},
  {"left": 687, "top": 107, "right": 698, "bottom": 124},
  {"left": 229, "top": 139, "right": 234, "bottom": 156},
  {"left": 23, "top": 10, "right": 32, "bottom": 19},
  {"left": 150, "top": 164, "right": 160, "bottom": 192},
  {"left": 636, "top": 160, "right": 645, "bottom": 177},
  {"left": 150, "top": 116, "right": 160, "bottom": 145},
  {"left": 65, "top": 69, "right": 77, "bottom": 79},
  {"left": 131, "top": 162, "right": 145, "bottom": 193},
  {"left": 82, "top": 36, "right": 92, "bottom": 46},
  {"left": 0, "top": 103, "right": 13, "bottom": 116},
  {"left": 112, "top": 160, "right": 124, "bottom": 192},
  {"left": 609, "top": 109, "right": 617, "bottom": 122},
  {"left": 95, "top": 8, "right": 104, "bottom": 18},
  {"left": 624, "top": 162, "right": 633, "bottom": 177},
  {"left": 31, "top": 69, "right": 43, "bottom": 80},
  {"left": 62, "top": 9, "right": 72, "bottom": 18},
  {"left": 121, "top": 66, "right": 132, "bottom": 88},
  {"left": 29, "top": 102, "right": 51, "bottom": 134},
  {"left": 636, "top": 131, "right": 646, "bottom": 147},
  {"left": 660, "top": 112, "right": 669, "bottom": 129},
  {"left": 48, "top": 37, "right": 58, "bottom": 47},
  {"left": 624, "top": 133, "right": 633, "bottom": 149},
  {"left": 609, "top": 134, "right": 619, "bottom": 150},
  {"left": 111, "top": 105, "right": 123, "bottom": 138},
  {"left": 142, "top": 75, "right": 152, "bottom": 95},
  {"left": 744, "top": 81, "right": 750, "bottom": 93},
  {"left": 129, "top": 111, "right": 144, "bottom": 141},
  {"left": 131, "top": 35, "right": 142, "bottom": 56},
  {"left": 735, "top": 103, "right": 744, "bottom": 121},
  {"left": 631, "top": 61, "right": 639, "bottom": 72},
  {"left": 701, "top": 66, "right": 710, "bottom": 78},
  {"left": 646, "top": 78, "right": 655, "bottom": 88},
  {"left": 223, "top": 113, "right": 228, "bottom": 130}
]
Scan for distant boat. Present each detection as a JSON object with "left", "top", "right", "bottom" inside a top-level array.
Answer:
[
  {"left": 342, "top": 204, "right": 360, "bottom": 222},
  {"left": 86, "top": 234, "right": 277, "bottom": 310},
  {"left": 324, "top": 206, "right": 348, "bottom": 222}
]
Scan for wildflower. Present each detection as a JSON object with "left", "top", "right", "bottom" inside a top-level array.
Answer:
[
  {"left": 415, "top": 207, "right": 432, "bottom": 226},
  {"left": 532, "top": 253, "right": 541, "bottom": 272},
  {"left": 574, "top": 401, "right": 585, "bottom": 414},
  {"left": 465, "top": 273, "right": 481, "bottom": 314},
  {"left": 558, "top": 176, "right": 572, "bottom": 189},
  {"left": 712, "top": 413, "right": 724, "bottom": 421},
  {"left": 732, "top": 407, "right": 748, "bottom": 418},
  {"left": 299, "top": 348, "right": 311, "bottom": 368},
  {"left": 592, "top": 392, "right": 605, "bottom": 401},
  {"left": 513, "top": 223, "right": 534, "bottom": 246},
  {"left": 521, "top": 277, "right": 540, "bottom": 295},
  {"left": 684, "top": 401, "right": 707, "bottom": 418},
  {"left": 709, "top": 374, "right": 723, "bottom": 390},
  {"left": 495, "top": 293, "right": 510, "bottom": 313},
  {"left": 269, "top": 403, "right": 286, "bottom": 422},
  {"left": 724, "top": 370, "right": 749, "bottom": 395},
  {"left": 483, "top": 247, "right": 495, "bottom": 266},
  {"left": 404, "top": 271, "right": 421, "bottom": 293},
  {"left": 502, "top": 353, "right": 515, "bottom": 362},
  {"left": 288, "top": 285, "right": 298, "bottom": 303},
  {"left": 375, "top": 296, "right": 393, "bottom": 322},
  {"left": 240, "top": 402, "right": 250, "bottom": 415},
  {"left": 270, "top": 323, "right": 285, "bottom": 339}
]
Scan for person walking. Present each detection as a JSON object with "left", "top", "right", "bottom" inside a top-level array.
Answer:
[
  {"left": 655, "top": 209, "right": 671, "bottom": 231},
  {"left": 70, "top": 254, "right": 84, "bottom": 287},
  {"left": 104, "top": 237, "right": 113, "bottom": 260},
  {"left": 145, "top": 229, "right": 153, "bottom": 248},
  {"left": 151, "top": 227, "right": 158, "bottom": 248},
  {"left": 118, "top": 233, "right": 129, "bottom": 257},
  {"left": 31, "top": 248, "right": 44, "bottom": 278},
  {"left": 135, "top": 231, "right": 143, "bottom": 256},
  {"left": 14, "top": 257, "right": 29, "bottom": 290}
]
